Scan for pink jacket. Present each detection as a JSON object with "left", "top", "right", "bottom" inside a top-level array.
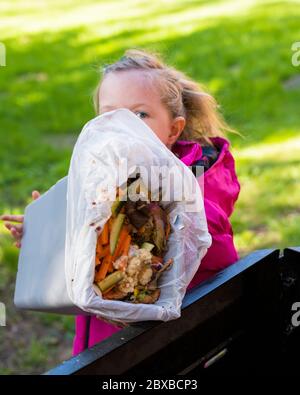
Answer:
[{"left": 72, "top": 137, "right": 240, "bottom": 355}]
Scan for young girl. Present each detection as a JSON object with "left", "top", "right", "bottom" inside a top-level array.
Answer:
[{"left": 1, "top": 48, "right": 240, "bottom": 356}]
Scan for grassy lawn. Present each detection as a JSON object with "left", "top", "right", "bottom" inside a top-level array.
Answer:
[{"left": 0, "top": 0, "right": 300, "bottom": 373}]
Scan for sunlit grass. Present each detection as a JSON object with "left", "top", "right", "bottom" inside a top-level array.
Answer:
[
  {"left": 1, "top": 0, "right": 300, "bottom": 254},
  {"left": 0, "top": 1, "right": 257, "bottom": 38},
  {"left": 232, "top": 135, "right": 300, "bottom": 255}
]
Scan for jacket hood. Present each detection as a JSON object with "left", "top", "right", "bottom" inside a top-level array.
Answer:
[{"left": 172, "top": 137, "right": 240, "bottom": 217}]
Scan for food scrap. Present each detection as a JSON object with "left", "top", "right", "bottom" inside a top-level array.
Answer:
[{"left": 93, "top": 176, "right": 173, "bottom": 304}]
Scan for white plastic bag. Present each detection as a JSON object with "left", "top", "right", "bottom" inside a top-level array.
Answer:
[{"left": 65, "top": 108, "right": 212, "bottom": 323}]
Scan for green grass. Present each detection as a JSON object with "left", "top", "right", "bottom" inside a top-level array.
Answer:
[{"left": 1, "top": 0, "right": 300, "bottom": 373}]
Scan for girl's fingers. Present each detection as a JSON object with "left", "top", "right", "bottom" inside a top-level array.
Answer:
[
  {"left": 10, "top": 227, "right": 22, "bottom": 241},
  {"left": 4, "top": 223, "right": 23, "bottom": 242},
  {"left": 15, "top": 241, "right": 22, "bottom": 249},
  {"left": 32, "top": 190, "right": 40, "bottom": 200},
  {"left": 4, "top": 222, "right": 23, "bottom": 233},
  {"left": 0, "top": 214, "right": 24, "bottom": 223},
  {"left": 0, "top": 190, "right": 40, "bottom": 225}
]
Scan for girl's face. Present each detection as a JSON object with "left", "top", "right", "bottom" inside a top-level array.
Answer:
[{"left": 98, "top": 70, "right": 185, "bottom": 149}]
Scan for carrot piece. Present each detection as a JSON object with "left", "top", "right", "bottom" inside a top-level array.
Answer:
[
  {"left": 96, "top": 241, "right": 103, "bottom": 256},
  {"left": 107, "top": 226, "right": 130, "bottom": 273},
  {"left": 96, "top": 254, "right": 113, "bottom": 281},
  {"left": 108, "top": 217, "right": 114, "bottom": 233},
  {"left": 96, "top": 230, "right": 107, "bottom": 254},
  {"left": 107, "top": 259, "right": 114, "bottom": 273},
  {"left": 95, "top": 262, "right": 101, "bottom": 270},
  {"left": 99, "top": 221, "right": 109, "bottom": 245},
  {"left": 95, "top": 270, "right": 103, "bottom": 282},
  {"left": 122, "top": 234, "right": 131, "bottom": 257},
  {"left": 98, "top": 244, "right": 110, "bottom": 259},
  {"left": 94, "top": 259, "right": 103, "bottom": 281}
]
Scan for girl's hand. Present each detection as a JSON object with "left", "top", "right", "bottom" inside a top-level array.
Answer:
[{"left": 0, "top": 190, "right": 40, "bottom": 248}]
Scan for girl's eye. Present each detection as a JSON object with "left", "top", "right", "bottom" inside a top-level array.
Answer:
[{"left": 135, "top": 111, "right": 148, "bottom": 119}]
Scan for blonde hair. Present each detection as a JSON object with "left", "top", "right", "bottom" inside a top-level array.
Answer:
[{"left": 93, "top": 48, "right": 235, "bottom": 146}]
